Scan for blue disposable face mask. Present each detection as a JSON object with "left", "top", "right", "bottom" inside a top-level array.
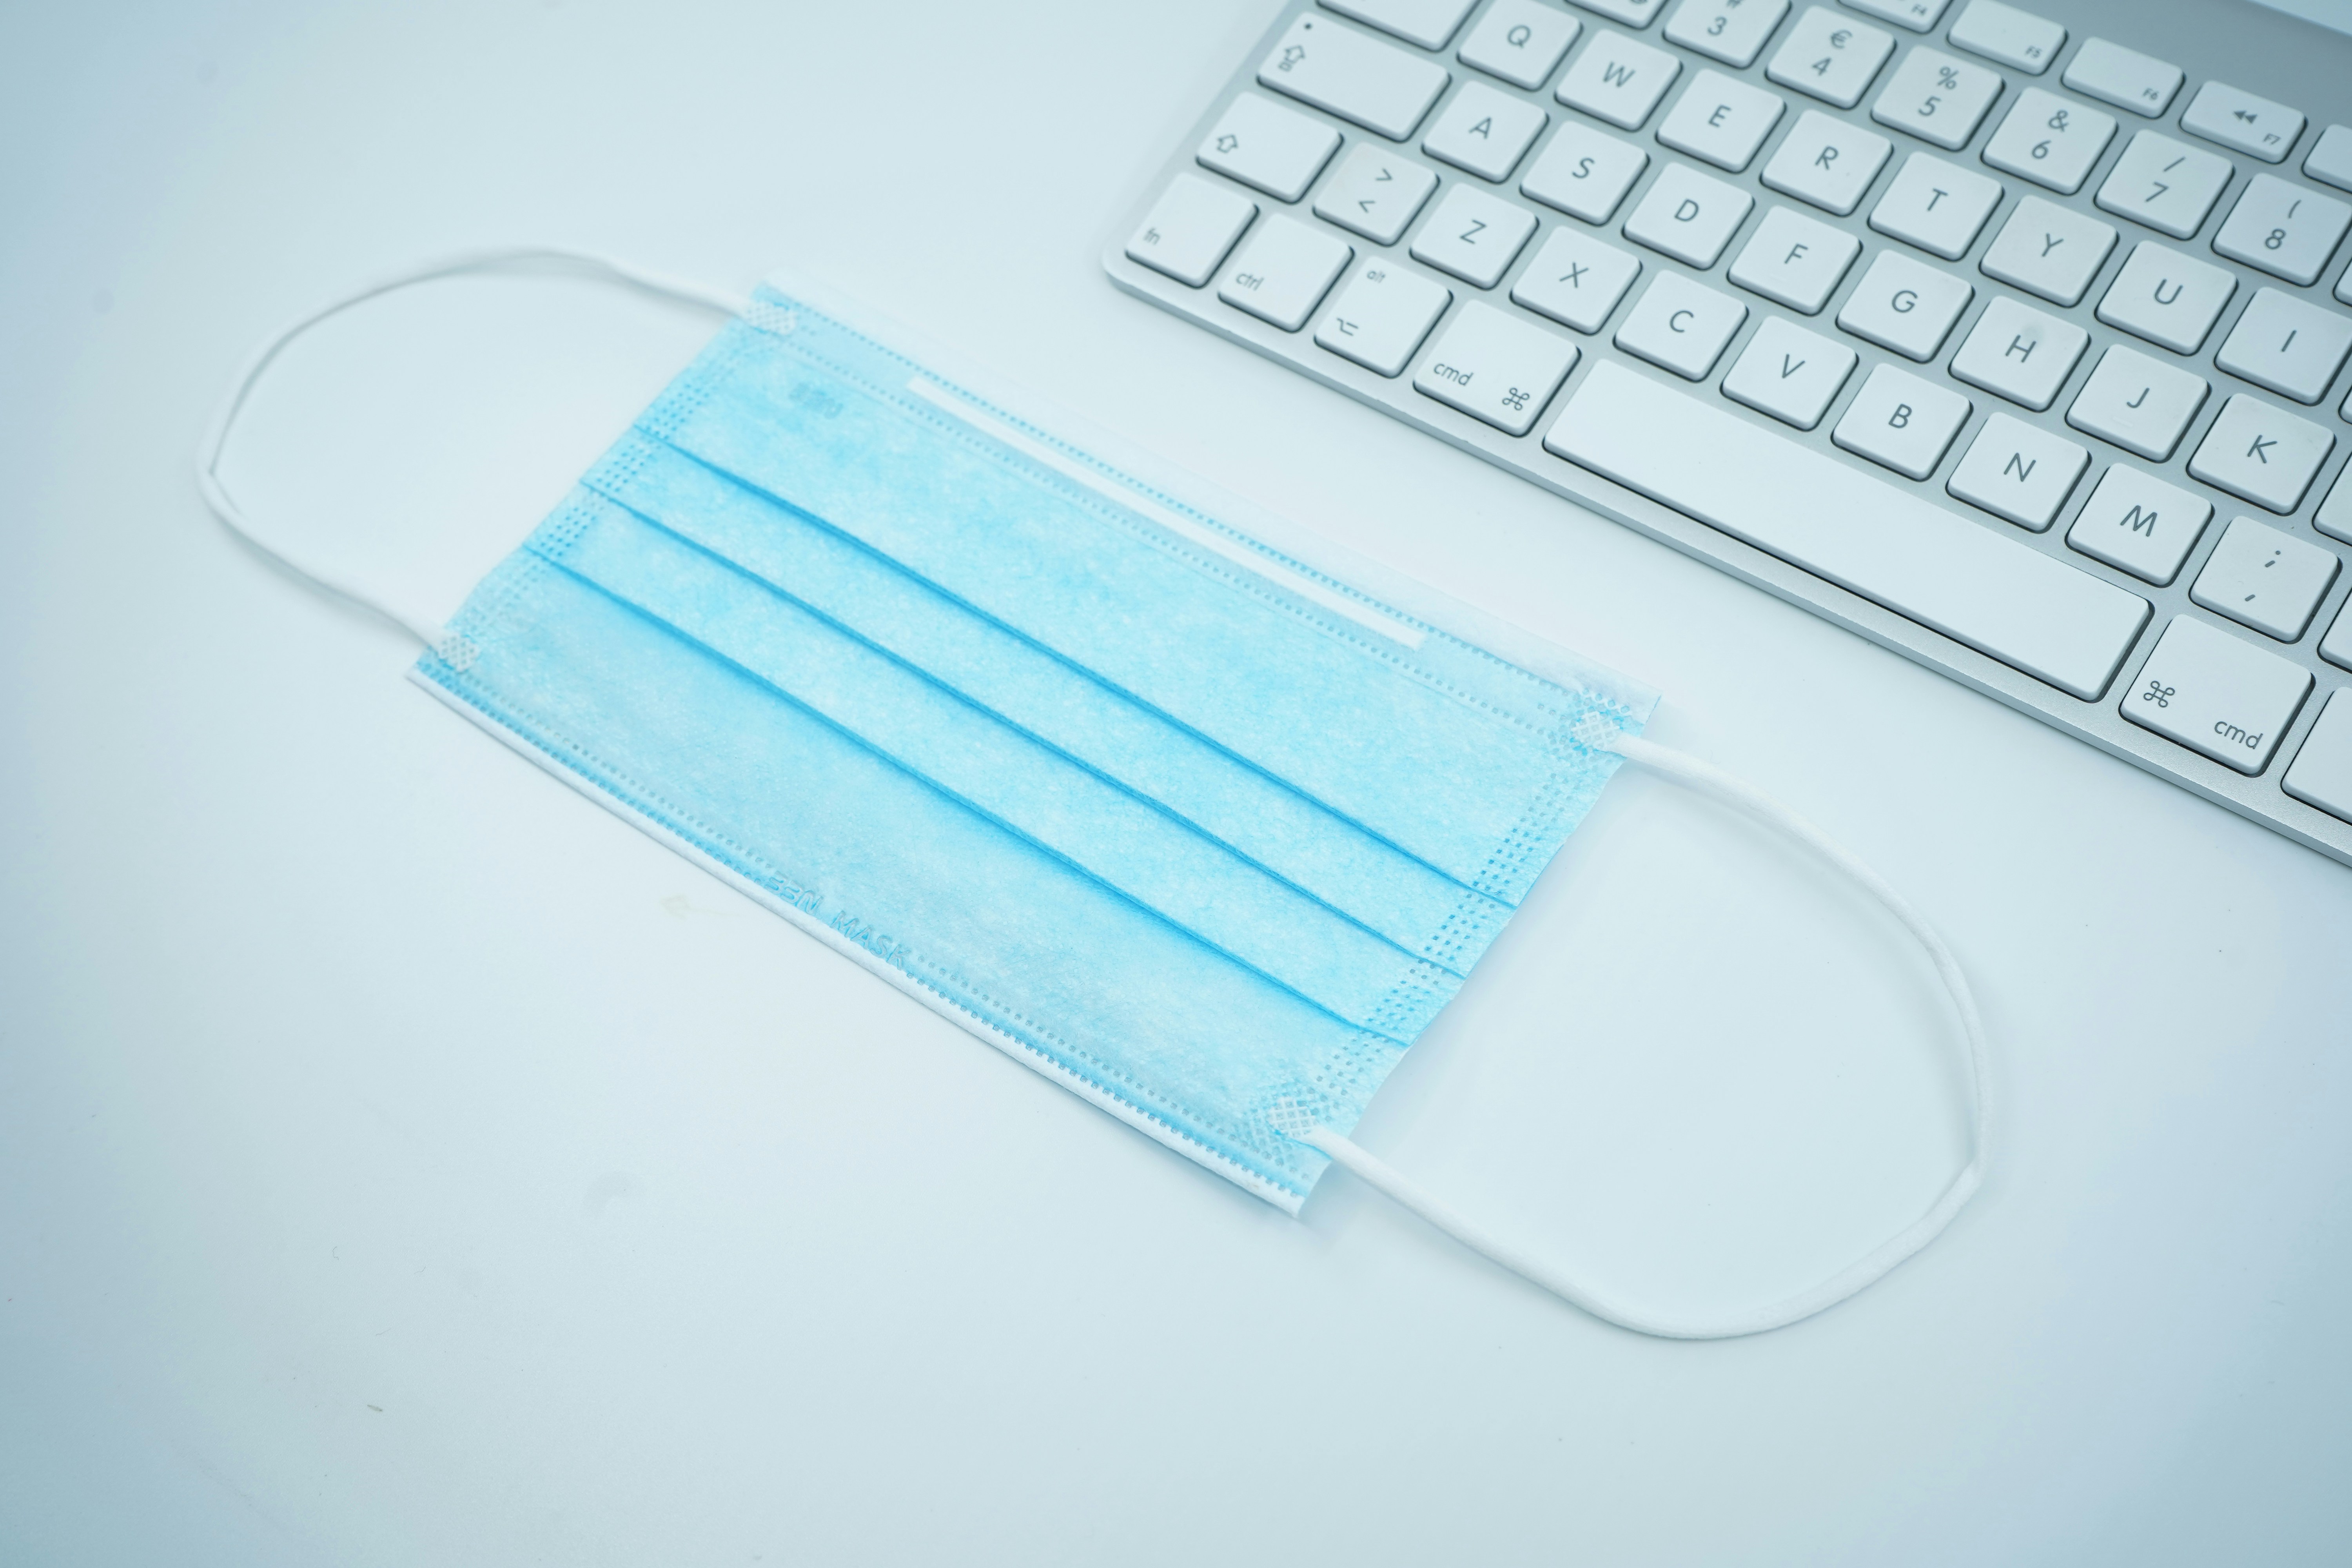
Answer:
[{"left": 199, "top": 250, "right": 1990, "bottom": 1338}]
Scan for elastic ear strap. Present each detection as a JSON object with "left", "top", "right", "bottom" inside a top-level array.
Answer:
[
  {"left": 195, "top": 246, "right": 749, "bottom": 651},
  {"left": 1307, "top": 734, "right": 1990, "bottom": 1339}
]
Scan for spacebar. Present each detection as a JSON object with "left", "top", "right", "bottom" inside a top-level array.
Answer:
[{"left": 1546, "top": 363, "right": 2152, "bottom": 701}]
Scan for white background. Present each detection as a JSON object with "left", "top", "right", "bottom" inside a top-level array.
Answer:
[{"left": 4, "top": 2, "right": 2350, "bottom": 1563}]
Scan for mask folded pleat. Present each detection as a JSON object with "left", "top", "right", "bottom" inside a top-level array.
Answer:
[
  {"left": 636, "top": 305, "right": 1634, "bottom": 907},
  {"left": 535, "top": 489, "right": 1462, "bottom": 1040},
  {"left": 582, "top": 431, "right": 1521, "bottom": 976},
  {"left": 430, "top": 550, "right": 1402, "bottom": 1200}
]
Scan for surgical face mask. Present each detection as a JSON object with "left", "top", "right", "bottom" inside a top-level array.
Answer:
[{"left": 198, "top": 250, "right": 1989, "bottom": 1339}]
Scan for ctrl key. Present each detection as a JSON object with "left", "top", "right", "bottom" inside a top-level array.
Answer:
[{"left": 2122, "top": 615, "right": 2313, "bottom": 775}]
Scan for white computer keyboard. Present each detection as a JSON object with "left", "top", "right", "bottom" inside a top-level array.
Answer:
[{"left": 1103, "top": 0, "right": 2352, "bottom": 867}]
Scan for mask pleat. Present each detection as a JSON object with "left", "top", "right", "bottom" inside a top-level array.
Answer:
[
  {"left": 583, "top": 431, "right": 1525, "bottom": 977},
  {"left": 533, "top": 493, "right": 1463, "bottom": 1040}
]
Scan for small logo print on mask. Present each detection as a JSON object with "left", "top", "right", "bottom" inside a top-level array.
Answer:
[
  {"left": 789, "top": 381, "right": 844, "bottom": 419},
  {"left": 828, "top": 908, "right": 903, "bottom": 965}
]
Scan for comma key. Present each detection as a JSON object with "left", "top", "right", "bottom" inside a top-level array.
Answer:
[{"left": 2122, "top": 615, "right": 2312, "bottom": 775}]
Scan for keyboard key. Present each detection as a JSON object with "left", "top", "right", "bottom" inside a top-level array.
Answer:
[
  {"left": 1548, "top": 361, "right": 2148, "bottom": 697},
  {"left": 2216, "top": 289, "right": 2352, "bottom": 405},
  {"left": 1721, "top": 316, "right": 1857, "bottom": 427},
  {"left": 2307, "top": 125, "right": 2352, "bottom": 195},
  {"left": 1555, "top": 29, "right": 1681, "bottom": 129},
  {"left": 1259, "top": 15, "right": 1452, "bottom": 140},
  {"left": 2324, "top": 465, "right": 2352, "bottom": 546},
  {"left": 1314, "top": 143, "right": 1441, "bottom": 243},
  {"left": 1520, "top": 123, "right": 1650, "bottom": 222},
  {"left": 1314, "top": 259, "right": 1454, "bottom": 373},
  {"left": 1413, "top": 301, "right": 1581, "bottom": 433},
  {"left": 2328, "top": 595, "right": 2352, "bottom": 666},
  {"left": 1766, "top": 7, "right": 1895, "bottom": 110},
  {"left": 1945, "top": 2, "right": 2063, "bottom": 75},
  {"left": 2181, "top": 81, "right": 2306, "bottom": 166},
  {"left": 1459, "top": 0, "right": 1582, "bottom": 90},
  {"left": 1622, "top": 162, "right": 1754, "bottom": 266},
  {"left": 1729, "top": 205, "right": 1861, "bottom": 312},
  {"left": 1837, "top": 249, "right": 1973, "bottom": 360},
  {"left": 1946, "top": 412, "right": 2086, "bottom": 529},
  {"left": 1867, "top": 151, "right": 2002, "bottom": 259},
  {"left": 2060, "top": 38, "right": 2181, "bottom": 120},
  {"left": 1833, "top": 362, "right": 1971, "bottom": 476},
  {"left": 1512, "top": 227, "right": 1644, "bottom": 330},
  {"left": 1842, "top": 0, "right": 1950, "bottom": 33},
  {"left": 2188, "top": 394, "right": 2336, "bottom": 514},
  {"left": 1613, "top": 271, "right": 1749, "bottom": 377},
  {"left": 1656, "top": 71, "right": 1787, "bottom": 173},
  {"left": 1983, "top": 88, "right": 2116, "bottom": 196},
  {"left": 1323, "top": 0, "right": 1479, "bottom": 49},
  {"left": 1218, "top": 215, "right": 1355, "bottom": 329},
  {"left": 1871, "top": 47, "right": 2003, "bottom": 152},
  {"left": 2065, "top": 344, "right": 2209, "bottom": 461},
  {"left": 2190, "top": 515, "right": 2341, "bottom": 640},
  {"left": 1980, "top": 196, "right": 2116, "bottom": 306},
  {"left": 2066, "top": 464, "right": 2212, "bottom": 584},
  {"left": 1761, "top": 109, "right": 1892, "bottom": 215},
  {"left": 2213, "top": 174, "right": 2352, "bottom": 287},
  {"left": 2094, "top": 242, "right": 2236, "bottom": 354},
  {"left": 1127, "top": 174, "right": 1258, "bottom": 287},
  {"left": 1571, "top": 0, "right": 1668, "bottom": 25},
  {"left": 1663, "top": 0, "right": 1791, "bottom": 68},
  {"left": 1423, "top": 82, "right": 1550, "bottom": 180},
  {"left": 1198, "top": 94, "right": 1344, "bottom": 202},
  {"left": 1952, "top": 412, "right": 2086, "bottom": 525},
  {"left": 2122, "top": 616, "right": 2311, "bottom": 773},
  {"left": 1410, "top": 185, "right": 1539, "bottom": 285},
  {"left": 2092, "top": 134, "right": 2231, "bottom": 245},
  {"left": 2285, "top": 691, "right": 2352, "bottom": 824},
  {"left": 1949, "top": 295, "right": 2087, "bottom": 410}
]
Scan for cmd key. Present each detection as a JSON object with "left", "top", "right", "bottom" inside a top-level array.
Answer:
[{"left": 2122, "top": 615, "right": 2312, "bottom": 774}]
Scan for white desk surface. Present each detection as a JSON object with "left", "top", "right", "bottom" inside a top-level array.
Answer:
[{"left": 5, "top": 3, "right": 2349, "bottom": 1563}]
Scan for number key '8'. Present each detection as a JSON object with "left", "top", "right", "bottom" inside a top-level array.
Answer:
[{"left": 2214, "top": 173, "right": 2352, "bottom": 286}]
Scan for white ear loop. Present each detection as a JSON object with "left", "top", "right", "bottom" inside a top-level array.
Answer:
[
  {"left": 195, "top": 246, "right": 748, "bottom": 652},
  {"left": 1306, "top": 733, "right": 1991, "bottom": 1339}
]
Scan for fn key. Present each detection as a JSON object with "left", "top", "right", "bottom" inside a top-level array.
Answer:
[{"left": 2122, "top": 616, "right": 2313, "bottom": 775}]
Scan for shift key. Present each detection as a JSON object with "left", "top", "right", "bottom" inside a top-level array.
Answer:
[{"left": 2122, "top": 615, "right": 2313, "bottom": 774}]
